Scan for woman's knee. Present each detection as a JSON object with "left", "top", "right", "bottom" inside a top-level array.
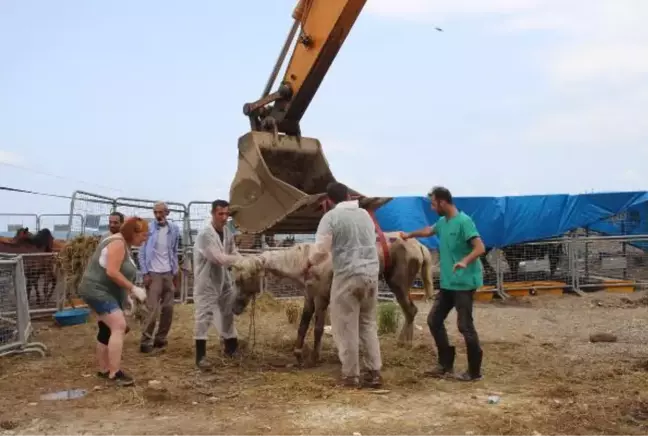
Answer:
[{"left": 102, "top": 311, "right": 127, "bottom": 334}]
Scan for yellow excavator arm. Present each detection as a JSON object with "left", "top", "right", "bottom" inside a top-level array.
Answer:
[
  {"left": 230, "top": 0, "right": 391, "bottom": 235},
  {"left": 243, "top": 0, "right": 367, "bottom": 137}
]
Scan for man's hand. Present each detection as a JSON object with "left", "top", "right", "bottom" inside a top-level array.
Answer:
[
  {"left": 143, "top": 274, "right": 152, "bottom": 288},
  {"left": 399, "top": 231, "right": 410, "bottom": 240},
  {"left": 172, "top": 273, "right": 179, "bottom": 289},
  {"left": 453, "top": 260, "right": 467, "bottom": 272}
]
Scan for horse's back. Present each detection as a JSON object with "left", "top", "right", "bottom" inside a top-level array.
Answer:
[{"left": 0, "top": 241, "right": 42, "bottom": 254}]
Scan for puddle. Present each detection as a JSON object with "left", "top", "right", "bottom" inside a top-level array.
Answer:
[{"left": 40, "top": 389, "right": 87, "bottom": 401}]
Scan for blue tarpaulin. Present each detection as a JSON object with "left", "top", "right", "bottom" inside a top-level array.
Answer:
[{"left": 374, "top": 191, "right": 648, "bottom": 249}]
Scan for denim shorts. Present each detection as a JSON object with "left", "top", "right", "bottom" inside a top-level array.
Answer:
[{"left": 83, "top": 297, "right": 121, "bottom": 315}]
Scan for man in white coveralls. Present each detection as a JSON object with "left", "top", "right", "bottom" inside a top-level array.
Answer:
[{"left": 192, "top": 199, "right": 242, "bottom": 370}]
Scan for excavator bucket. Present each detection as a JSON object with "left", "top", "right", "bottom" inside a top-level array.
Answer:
[{"left": 229, "top": 131, "right": 392, "bottom": 234}]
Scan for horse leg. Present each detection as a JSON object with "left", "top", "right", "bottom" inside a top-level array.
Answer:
[
  {"left": 294, "top": 296, "right": 315, "bottom": 367},
  {"left": 387, "top": 272, "right": 418, "bottom": 346},
  {"left": 45, "top": 270, "right": 56, "bottom": 304},
  {"left": 309, "top": 295, "right": 330, "bottom": 367}
]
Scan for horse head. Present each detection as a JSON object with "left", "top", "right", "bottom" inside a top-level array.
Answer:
[
  {"left": 230, "top": 243, "right": 314, "bottom": 314},
  {"left": 32, "top": 228, "right": 54, "bottom": 252},
  {"left": 230, "top": 255, "right": 266, "bottom": 315},
  {"left": 13, "top": 227, "right": 32, "bottom": 243}
]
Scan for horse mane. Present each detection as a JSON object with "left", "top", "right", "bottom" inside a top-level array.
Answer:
[
  {"left": 31, "top": 228, "right": 54, "bottom": 252},
  {"left": 231, "top": 242, "right": 313, "bottom": 282},
  {"left": 260, "top": 243, "right": 312, "bottom": 278}
]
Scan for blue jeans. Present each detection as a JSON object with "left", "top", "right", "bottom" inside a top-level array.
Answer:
[{"left": 83, "top": 297, "right": 120, "bottom": 315}]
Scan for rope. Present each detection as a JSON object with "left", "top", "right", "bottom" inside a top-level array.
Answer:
[
  {"left": 0, "top": 185, "right": 73, "bottom": 200},
  {"left": 247, "top": 291, "right": 257, "bottom": 351}
]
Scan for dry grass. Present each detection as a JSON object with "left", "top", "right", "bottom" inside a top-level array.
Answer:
[
  {"left": 56, "top": 235, "right": 101, "bottom": 301},
  {"left": 0, "top": 291, "right": 648, "bottom": 434}
]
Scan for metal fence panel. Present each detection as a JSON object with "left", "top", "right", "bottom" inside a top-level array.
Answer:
[
  {"left": 180, "top": 247, "right": 194, "bottom": 303},
  {"left": 490, "top": 235, "right": 648, "bottom": 297},
  {"left": 187, "top": 201, "right": 213, "bottom": 245},
  {"left": 115, "top": 197, "right": 188, "bottom": 245},
  {"left": 20, "top": 253, "right": 62, "bottom": 315},
  {"left": 0, "top": 214, "right": 39, "bottom": 237},
  {"left": 0, "top": 257, "right": 47, "bottom": 358},
  {"left": 38, "top": 214, "right": 84, "bottom": 239},
  {"left": 68, "top": 190, "right": 116, "bottom": 237},
  {"left": 570, "top": 235, "right": 648, "bottom": 292}
]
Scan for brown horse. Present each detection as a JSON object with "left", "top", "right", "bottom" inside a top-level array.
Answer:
[
  {"left": 230, "top": 235, "right": 437, "bottom": 367},
  {"left": 0, "top": 228, "right": 58, "bottom": 306}
]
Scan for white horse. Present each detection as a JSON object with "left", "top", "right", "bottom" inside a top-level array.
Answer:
[{"left": 230, "top": 235, "right": 437, "bottom": 366}]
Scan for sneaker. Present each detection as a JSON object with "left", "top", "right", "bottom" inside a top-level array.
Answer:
[
  {"left": 423, "top": 365, "right": 454, "bottom": 378},
  {"left": 108, "top": 370, "right": 135, "bottom": 387},
  {"left": 362, "top": 370, "right": 383, "bottom": 388},
  {"left": 337, "top": 376, "right": 361, "bottom": 389},
  {"left": 454, "top": 371, "right": 483, "bottom": 382},
  {"left": 140, "top": 344, "right": 154, "bottom": 354}
]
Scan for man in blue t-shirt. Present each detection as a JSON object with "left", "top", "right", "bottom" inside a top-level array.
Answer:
[{"left": 401, "top": 186, "right": 486, "bottom": 381}]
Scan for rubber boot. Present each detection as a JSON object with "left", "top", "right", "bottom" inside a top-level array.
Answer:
[
  {"left": 223, "top": 338, "right": 238, "bottom": 357},
  {"left": 195, "top": 339, "right": 212, "bottom": 370}
]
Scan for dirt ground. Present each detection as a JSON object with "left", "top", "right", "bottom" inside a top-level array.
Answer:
[{"left": 1, "top": 290, "right": 648, "bottom": 435}]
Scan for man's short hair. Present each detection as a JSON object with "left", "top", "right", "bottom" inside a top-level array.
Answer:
[
  {"left": 109, "top": 211, "right": 125, "bottom": 223},
  {"left": 428, "top": 186, "right": 453, "bottom": 204},
  {"left": 211, "top": 199, "right": 230, "bottom": 211},
  {"left": 326, "top": 182, "right": 349, "bottom": 204}
]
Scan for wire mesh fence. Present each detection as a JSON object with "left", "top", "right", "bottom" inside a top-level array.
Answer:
[
  {"left": 0, "top": 257, "right": 47, "bottom": 358},
  {"left": 571, "top": 235, "right": 648, "bottom": 293},
  {"left": 68, "top": 190, "right": 116, "bottom": 235}
]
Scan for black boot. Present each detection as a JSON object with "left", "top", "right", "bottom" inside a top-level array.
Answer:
[
  {"left": 195, "top": 339, "right": 212, "bottom": 370},
  {"left": 455, "top": 346, "right": 482, "bottom": 381},
  {"left": 424, "top": 346, "right": 455, "bottom": 377},
  {"left": 223, "top": 337, "right": 238, "bottom": 357}
]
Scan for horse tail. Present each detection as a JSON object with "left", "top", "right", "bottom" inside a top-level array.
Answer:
[{"left": 417, "top": 241, "right": 436, "bottom": 300}]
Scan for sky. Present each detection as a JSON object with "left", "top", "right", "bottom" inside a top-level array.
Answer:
[{"left": 1, "top": 0, "right": 647, "bottom": 226}]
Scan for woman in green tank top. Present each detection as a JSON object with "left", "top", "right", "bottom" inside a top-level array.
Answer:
[{"left": 78, "top": 217, "right": 149, "bottom": 387}]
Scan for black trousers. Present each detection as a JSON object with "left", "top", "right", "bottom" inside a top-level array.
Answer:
[{"left": 427, "top": 289, "right": 481, "bottom": 354}]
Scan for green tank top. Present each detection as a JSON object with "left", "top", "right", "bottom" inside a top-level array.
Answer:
[{"left": 78, "top": 234, "right": 138, "bottom": 306}]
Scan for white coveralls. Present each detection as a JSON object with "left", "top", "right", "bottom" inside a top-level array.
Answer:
[
  {"left": 193, "top": 220, "right": 241, "bottom": 341},
  {"left": 309, "top": 200, "right": 382, "bottom": 379}
]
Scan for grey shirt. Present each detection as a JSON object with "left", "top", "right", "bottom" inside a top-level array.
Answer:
[{"left": 78, "top": 234, "right": 138, "bottom": 307}]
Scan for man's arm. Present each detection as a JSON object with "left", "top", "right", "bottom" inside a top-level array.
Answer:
[
  {"left": 308, "top": 213, "right": 333, "bottom": 266},
  {"left": 401, "top": 225, "right": 436, "bottom": 240},
  {"left": 459, "top": 218, "right": 486, "bottom": 265},
  {"left": 138, "top": 233, "right": 149, "bottom": 275},
  {"left": 198, "top": 230, "right": 240, "bottom": 267}
]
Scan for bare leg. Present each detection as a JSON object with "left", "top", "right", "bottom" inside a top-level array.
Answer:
[
  {"left": 96, "top": 343, "right": 109, "bottom": 372},
  {"left": 294, "top": 296, "right": 314, "bottom": 366},
  {"left": 99, "top": 310, "right": 127, "bottom": 377}
]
